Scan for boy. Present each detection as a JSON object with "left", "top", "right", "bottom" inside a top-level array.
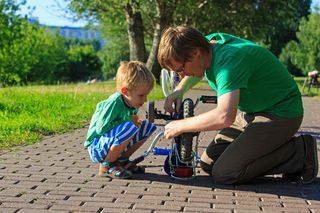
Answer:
[{"left": 84, "top": 61, "right": 157, "bottom": 179}]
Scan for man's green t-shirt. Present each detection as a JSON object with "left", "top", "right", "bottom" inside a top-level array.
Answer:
[
  {"left": 84, "top": 92, "right": 138, "bottom": 148},
  {"left": 204, "top": 33, "right": 303, "bottom": 118}
]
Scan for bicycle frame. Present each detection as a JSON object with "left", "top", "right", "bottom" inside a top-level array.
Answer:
[{"left": 136, "top": 69, "right": 217, "bottom": 179}]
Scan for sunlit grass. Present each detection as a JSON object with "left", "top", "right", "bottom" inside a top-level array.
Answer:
[
  {"left": 0, "top": 81, "right": 164, "bottom": 150},
  {"left": 1, "top": 77, "right": 317, "bottom": 150},
  {"left": 294, "top": 77, "right": 320, "bottom": 97}
]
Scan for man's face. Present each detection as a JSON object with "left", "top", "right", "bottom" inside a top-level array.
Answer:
[{"left": 168, "top": 50, "right": 205, "bottom": 78}]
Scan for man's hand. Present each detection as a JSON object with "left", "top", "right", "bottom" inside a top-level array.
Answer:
[
  {"left": 164, "top": 120, "right": 183, "bottom": 139},
  {"left": 164, "top": 90, "right": 183, "bottom": 113}
]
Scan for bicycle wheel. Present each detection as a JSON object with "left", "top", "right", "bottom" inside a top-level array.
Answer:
[
  {"left": 147, "top": 101, "right": 155, "bottom": 123},
  {"left": 179, "top": 98, "right": 194, "bottom": 162}
]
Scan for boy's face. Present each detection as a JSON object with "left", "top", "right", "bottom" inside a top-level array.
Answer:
[{"left": 122, "top": 84, "right": 152, "bottom": 108}]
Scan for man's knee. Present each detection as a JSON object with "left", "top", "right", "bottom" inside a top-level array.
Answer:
[
  {"left": 200, "top": 142, "right": 230, "bottom": 176},
  {"left": 211, "top": 163, "right": 242, "bottom": 184},
  {"left": 200, "top": 151, "right": 214, "bottom": 175},
  {"left": 201, "top": 154, "right": 244, "bottom": 184}
]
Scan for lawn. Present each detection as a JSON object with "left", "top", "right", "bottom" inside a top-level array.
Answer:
[
  {"left": 0, "top": 81, "right": 165, "bottom": 150},
  {"left": 1, "top": 77, "right": 318, "bottom": 150},
  {"left": 295, "top": 76, "right": 320, "bottom": 97}
]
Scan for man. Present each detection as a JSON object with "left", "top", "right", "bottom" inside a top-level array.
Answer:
[{"left": 157, "top": 26, "right": 318, "bottom": 184}]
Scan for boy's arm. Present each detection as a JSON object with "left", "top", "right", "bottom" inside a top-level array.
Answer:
[{"left": 95, "top": 101, "right": 120, "bottom": 135}]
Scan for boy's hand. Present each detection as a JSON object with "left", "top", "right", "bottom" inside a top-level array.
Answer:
[{"left": 131, "top": 115, "right": 142, "bottom": 127}]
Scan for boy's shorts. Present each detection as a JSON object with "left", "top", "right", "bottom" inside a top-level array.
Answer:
[{"left": 88, "top": 120, "right": 156, "bottom": 163}]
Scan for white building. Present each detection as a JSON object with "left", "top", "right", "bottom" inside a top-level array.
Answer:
[
  {"left": 28, "top": 17, "right": 105, "bottom": 46},
  {"left": 49, "top": 26, "right": 101, "bottom": 41}
]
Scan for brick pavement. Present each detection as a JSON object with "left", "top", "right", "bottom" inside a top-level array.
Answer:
[{"left": 0, "top": 87, "right": 319, "bottom": 213}]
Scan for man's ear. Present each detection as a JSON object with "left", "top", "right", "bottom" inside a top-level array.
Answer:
[
  {"left": 121, "top": 87, "right": 127, "bottom": 95},
  {"left": 193, "top": 49, "right": 201, "bottom": 57}
]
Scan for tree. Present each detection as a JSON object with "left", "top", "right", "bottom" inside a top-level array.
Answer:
[
  {"left": 0, "top": 0, "right": 26, "bottom": 85},
  {"left": 70, "top": 0, "right": 175, "bottom": 82},
  {"left": 66, "top": 44, "right": 103, "bottom": 82},
  {"left": 0, "top": 0, "right": 105, "bottom": 86},
  {"left": 185, "top": 0, "right": 310, "bottom": 56},
  {"left": 0, "top": 0, "right": 68, "bottom": 85},
  {"left": 69, "top": 0, "right": 311, "bottom": 81},
  {"left": 255, "top": 0, "right": 311, "bottom": 56},
  {"left": 280, "top": 11, "right": 320, "bottom": 75}
]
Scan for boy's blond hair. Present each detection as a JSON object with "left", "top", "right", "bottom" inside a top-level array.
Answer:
[
  {"left": 116, "top": 61, "right": 155, "bottom": 91},
  {"left": 158, "top": 26, "right": 211, "bottom": 70}
]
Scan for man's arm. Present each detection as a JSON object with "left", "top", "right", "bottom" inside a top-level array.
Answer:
[
  {"left": 174, "top": 75, "right": 202, "bottom": 95},
  {"left": 164, "top": 76, "right": 202, "bottom": 113},
  {"left": 164, "top": 89, "right": 239, "bottom": 139}
]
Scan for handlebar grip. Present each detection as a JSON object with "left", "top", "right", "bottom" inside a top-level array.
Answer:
[
  {"left": 200, "top": 95, "right": 217, "bottom": 104},
  {"left": 153, "top": 147, "right": 170, "bottom": 156}
]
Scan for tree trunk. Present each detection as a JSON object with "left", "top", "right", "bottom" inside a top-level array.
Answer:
[
  {"left": 146, "top": 0, "right": 175, "bottom": 83},
  {"left": 124, "top": 2, "right": 147, "bottom": 62}
]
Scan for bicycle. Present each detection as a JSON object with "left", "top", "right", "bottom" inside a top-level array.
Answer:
[{"left": 132, "top": 69, "right": 217, "bottom": 179}]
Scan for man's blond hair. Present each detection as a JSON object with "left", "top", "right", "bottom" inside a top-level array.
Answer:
[
  {"left": 158, "top": 26, "right": 211, "bottom": 69},
  {"left": 116, "top": 61, "right": 155, "bottom": 91}
]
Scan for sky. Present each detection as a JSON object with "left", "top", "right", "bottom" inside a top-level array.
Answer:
[
  {"left": 18, "top": 0, "right": 320, "bottom": 28},
  {"left": 18, "top": 0, "right": 88, "bottom": 27}
]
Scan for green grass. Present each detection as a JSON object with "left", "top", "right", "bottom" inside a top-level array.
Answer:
[
  {"left": 294, "top": 77, "right": 320, "bottom": 97},
  {"left": 0, "top": 81, "right": 164, "bottom": 150},
  {"left": 1, "top": 77, "right": 318, "bottom": 150}
]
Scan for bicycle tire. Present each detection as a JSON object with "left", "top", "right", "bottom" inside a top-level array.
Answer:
[
  {"left": 147, "top": 101, "right": 155, "bottom": 123},
  {"left": 179, "top": 98, "right": 194, "bottom": 162}
]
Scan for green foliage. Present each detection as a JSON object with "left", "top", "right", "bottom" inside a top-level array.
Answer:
[
  {"left": 65, "top": 37, "right": 102, "bottom": 51},
  {"left": 180, "top": 0, "right": 311, "bottom": 55},
  {"left": 0, "top": 1, "right": 104, "bottom": 86},
  {"left": 66, "top": 44, "right": 103, "bottom": 81},
  {"left": 70, "top": 1, "right": 150, "bottom": 78},
  {"left": 280, "top": 12, "right": 320, "bottom": 75},
  {"left": 0, "top": 19, "right": 69, "bottom": 85},
  {"left": 98, "top": 39, "right": 129, "bottom": 80},
  {"left": 93, "top": 7, "right": 129, "bottom": 79},
  {"left": 248, "top": 0, "right": 311, "bottom": 55},
  {"left": 69, "top": 0, "right": 311, "bottom": 81},
  {"left": 0, "top": 1, "right": 65, "bottom": 85},
  {"left": 0, "top": 0, "right": 26, "bottom": 85},
  {"left": 0, "top": 81, "right": 164, "bottom": 149},
  {"left": 24, "top": 26, "right": 69, "bottom": 84}
]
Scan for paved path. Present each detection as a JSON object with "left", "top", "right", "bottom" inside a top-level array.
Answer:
[{"left": 0, "top": 87, "right": 319, "bottom": 213}]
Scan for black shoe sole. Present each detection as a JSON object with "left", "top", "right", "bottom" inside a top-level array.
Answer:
[{"left": 299, "top": 135, "right": 318, "bottom": 184}]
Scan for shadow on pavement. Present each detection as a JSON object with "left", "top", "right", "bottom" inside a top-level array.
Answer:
[{"left": 133, "top": 172, "right": 320, "bottom": 201}]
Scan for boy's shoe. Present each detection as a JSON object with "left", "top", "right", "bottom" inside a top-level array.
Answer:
[
  {"left": 116, "top": 157, "right": 146, "bottom": 174},
  {"left": 99, "top": 162, "right": 132, "bottom": 179},
  {"left": 124, "top": 161, "right": 145, "bottom": 174},
  {"left": 283, "top": 135, "right": 318, "bottom": 184}
]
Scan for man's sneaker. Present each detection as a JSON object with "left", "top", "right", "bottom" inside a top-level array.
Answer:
[
  {"left": 283, "top": 135, "right": 318, "bottom": 184},
  {"left": 299, "top": 134, "right": 318, "bottom": 184}
]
